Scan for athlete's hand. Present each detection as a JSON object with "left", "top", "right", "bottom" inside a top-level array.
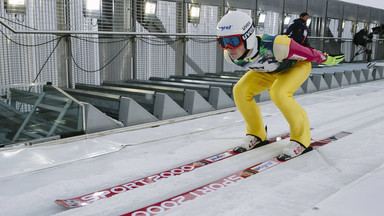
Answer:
[{"left": 322, "top": 53, "right": 345, "bottom": 65}]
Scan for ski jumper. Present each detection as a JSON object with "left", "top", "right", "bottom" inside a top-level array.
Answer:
[{"left": 225, "top": 34, "right": 327, "bottom": 147}]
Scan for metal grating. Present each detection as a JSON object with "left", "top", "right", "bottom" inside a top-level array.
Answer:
[
  {"left": 185, "top": 5, "right": 218, "bottom": 75},
  {"left": 0, "top": 0, "right": 382, "bottom": 88}
]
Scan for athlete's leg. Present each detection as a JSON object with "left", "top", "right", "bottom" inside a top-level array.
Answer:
[
  {"left": 269, "top": 61, "right": 312, "bottom": 147},
  {"left": 233, "top": 71, "right": 275, "bottom": 140}
]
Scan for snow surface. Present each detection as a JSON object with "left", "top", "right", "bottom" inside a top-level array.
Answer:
[
  {"left": 1, "top": 79, "right": 384, "bottom": 216},
  {"left": 307, "top": 163, "right": 384, "bottom": 216}
]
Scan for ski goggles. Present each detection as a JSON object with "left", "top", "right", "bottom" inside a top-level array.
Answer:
[{"left": 217, "top": 35, "right": 243, "bottom": 50}]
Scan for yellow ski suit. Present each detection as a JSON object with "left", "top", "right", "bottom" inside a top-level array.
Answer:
[{"left": 226, "top": 34, "right": 328, "bottom": 147}]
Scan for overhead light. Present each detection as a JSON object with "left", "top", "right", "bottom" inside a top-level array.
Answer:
[
  {"left": 4, "top": 0, "right": 26, "bottom": 14},
  {"left": 144, "top": 1, "right": 157, "bottom": 15},
  {"left": 85, "top": 0, "right": 100, "bottom": 11},
  {"left": 9, "top": 0, "right": 24, "bottom": 4},
  {"left": 284, "top": 16, "right": 291, "bottom": 25},
  {"left": 83, "top": 0, "right": 101, "bottom": 18},
  {"left": 188, "top": 4, "right": 201, "bottom": 24},
  {"left": 190, "top": 5, "right": 200, "bottom": 18},
  {"left": 258, "top": 13, "right": 266, "bottom": 24}
]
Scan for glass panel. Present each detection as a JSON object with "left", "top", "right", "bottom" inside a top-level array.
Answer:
[
  {"left": 369, "top": 23, "right": 378, "bottom": 60},
  {"left": 323, "top": 18, "right": 342, "bottom": 55},
  {"left": 341, "top": 20, "right": 354, "bottom": 38},
  {"left": 256, "top": 11, "right": 280, "bottom": 35},
  {"left": 341, "top": 20, "right": 354, "bottom": 62},
  {"left": 0, "top": 83, "right": 84, "bottom": 147},
  {"left": 326, "top": 18, "right": 339, "bottom": 38}
]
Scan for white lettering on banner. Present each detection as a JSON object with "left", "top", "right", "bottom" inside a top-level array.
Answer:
[
  {"left": 161, "top": 201, "right": 178, "bottom": 209},
  {"left": 135, "top": 179, "right": 150, "bottom": 185},
  {"left": 132, "top": 196, "right": 188, "bottom": 215},
  {"left": 131, "top": 175, "right": 244, "bottom": 215},
  {"left": 181, "top": 165, "right": 194, "bottom": 171},
  {"left": 171, "top": 168, "right": 184, "bottom": 174},
  {"left": 160, "top": 172, "right": 174, "bottom": 177},
  {"left": 147, "top": 206, "right": 164, "bottom": 214},
  {"left": 222, "top": 178, "right": 236, "bottom": 186},
  {"left": 209, "top": 183, "right": 225, "bottom": 190},
  {"left": 111, "top": 186, "right": 127, "bottom": 194},
  {"left": 196, "top": 174, "right": 243, "bottom": 195},
  {"left": 250, "top": 161, "right": 277, "bottom": 172},
  {"left": 81, "top": 191, "right": 110, "bottom": 202},
  {"left": 205, "top": 152, "right": 232, "bottom": 162},
  {"left": 172, "top": 196, "right": 186, "bottom": 205},
  {"left": 196, "top": 186, "right": 215, "bottom": 195},
  {"left": 131, "top": 211, "right": 150, "bottom": 216},
  {"left": 228, "top": 174, "right": 243, "bottom": 182},
  {"left": 80, "top": 165, "right": 196, "bottom": 202},
  {"left": 122, "top": 182, "right": 141, "bottom": 190},
  {"left": 189, "top": 191, "right": 202, "bottom": 197}
]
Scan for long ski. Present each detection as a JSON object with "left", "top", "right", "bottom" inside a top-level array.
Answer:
[
  {"left": 122, "top": 131, "right": 351, "bottom": 216},
  {"left": 55, "top": 132, "right": 291, "bottom": 208}
]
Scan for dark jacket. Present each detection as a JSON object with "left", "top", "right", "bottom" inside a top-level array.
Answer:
[{"left": 285, "top": 18, "right": 309, "bottom": 46}]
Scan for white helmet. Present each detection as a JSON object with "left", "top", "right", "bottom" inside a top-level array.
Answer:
[{"left": 217, "top": 11, "right": 256, "bottom": 50}]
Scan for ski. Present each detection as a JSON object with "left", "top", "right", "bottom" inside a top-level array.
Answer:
[
  {"left": 55, "top": 132, "right": 291, "bottom": 208},
  {"left": 122, "top": 131, "right": 351, "bottom": 216}
]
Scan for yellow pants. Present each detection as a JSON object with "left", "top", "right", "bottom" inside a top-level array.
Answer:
[{"left": 233, "top": 61, "right": 312, "bottom": 147}]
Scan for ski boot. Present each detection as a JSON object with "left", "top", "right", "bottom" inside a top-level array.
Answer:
[
  {"left": 233, "top": 135, "right": 267, "bottom": 153},
  {"left": 277, "top": 140, "right": 312, "bottom": 161}
]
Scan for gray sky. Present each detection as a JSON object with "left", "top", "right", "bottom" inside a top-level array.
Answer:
[{"left": 340, "top": 0, "right": 384, "bottom": 10}]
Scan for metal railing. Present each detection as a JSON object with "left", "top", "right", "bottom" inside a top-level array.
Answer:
[{"left": 0, "top": 17, "right": 383, "bottom": 89}]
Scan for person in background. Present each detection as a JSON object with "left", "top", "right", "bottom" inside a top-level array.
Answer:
[
  {"left": 217, "top": 11, "right": 344, "bottom": 160},
  {"left": 285, "top": 12, "right": 310, "bottom": 47}
]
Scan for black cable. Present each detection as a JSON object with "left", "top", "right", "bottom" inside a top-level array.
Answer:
[
  {"left": 139, "top": 37, "right": 174, "bottom": 44},
  {"left": 0, "top": 28, "right": 62, "bottom": 47},
  {"left": 138, "top": 37, "right": 183, "bottom": 46},
  {"left": 14, "top": 14, "right": 25, "bottom": 23},
  {"left": 18, "top": 37, "right": 63, "bottom": 110},
  {"left": 71, "top": 37, "right": 132, "bottom": 73},
  {"left": 0, "top": 16, "right": 37, "bottom": 30},
  {"left": 0, "top": 17, "right": 133, "bottom": 46},
  {"left": 0, "top": 17, "right": 62, "bottom": 47},
  {"left": 31, "top": 37, "right": 63, "bottom": 83},
  {"left": 71, "top": 35, "right": 134, "bottom": 44},
  {"left": 190, "top": 37, "right": 217, "bottom": 43}
]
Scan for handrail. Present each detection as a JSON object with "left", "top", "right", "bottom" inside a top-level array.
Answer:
[
  {"left": 309, "top": 36, "right": 384, "bottom": 42},
  {"left": 0, "top": 82, "right": 45, "bottom": 89},
  {"left": 0, "top": 18, "right": 215, "bottom": 37},
  {"left": 1, "top": 18, "right": 383, "bottom": 42}
]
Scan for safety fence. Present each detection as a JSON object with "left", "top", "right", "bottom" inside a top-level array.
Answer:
[{"left": 0, "top": 0, "right": 383, "bottom": 88}]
